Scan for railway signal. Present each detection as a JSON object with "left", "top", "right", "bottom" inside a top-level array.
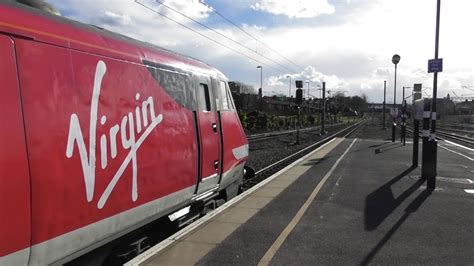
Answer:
[{"left": 295, "top": 80, "right": 303, "bottom": 144}]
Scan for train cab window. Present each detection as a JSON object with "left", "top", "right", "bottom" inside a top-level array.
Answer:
[
  {"left": 226, "top": 85, "right": 236, "bottom": 110},
  {"left": 219, "top": 81, "right": 230, "bottom": 110},
  {"left": 198, "top": 83, "right": 212, "bottom": 111}
]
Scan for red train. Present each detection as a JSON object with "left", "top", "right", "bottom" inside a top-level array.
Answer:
[{"left": 0, "top": 2, "right": 250, "bottom": 264}]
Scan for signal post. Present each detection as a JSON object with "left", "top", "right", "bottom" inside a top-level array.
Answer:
[{"left": 295, "top": 80, "right": 304, "bottom": 145}]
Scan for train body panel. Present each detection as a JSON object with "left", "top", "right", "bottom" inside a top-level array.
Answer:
[
  {"left": 0, "top": 2, "right": 248, "bottom": 265},
  {"left": 0, "top": 34, "right": 31, "bottom": 265}
]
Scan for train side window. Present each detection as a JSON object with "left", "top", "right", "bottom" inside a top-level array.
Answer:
[
  {"left": 199, "top": 83, "right": 211, "bottom": 111},
  {"left": 143, "top": 61, "right": 196, "bottom": 109}
]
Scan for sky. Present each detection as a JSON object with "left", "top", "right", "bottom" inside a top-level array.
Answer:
[{"left": 43, "top": 0, "right": 474, "bottom": 103}]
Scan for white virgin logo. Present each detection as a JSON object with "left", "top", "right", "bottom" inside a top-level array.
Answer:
[{"left": 66, "top": 61, "right": 163, "bottom": 209}]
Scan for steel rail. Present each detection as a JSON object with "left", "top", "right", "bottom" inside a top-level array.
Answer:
[
  {"left": 406, "top": 126, "right": 474, "bottom": 146},
  {"left": 247, "top": 122, "right": 354, "bottom": 142}
]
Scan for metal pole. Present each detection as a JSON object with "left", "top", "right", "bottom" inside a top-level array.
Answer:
[
  {"left": 288, "top": 76, "right": 292, "bottom": 98},
  {"left": 426, "top": 0, "right": 441, "bottom": 189},
  {"left": 307, "top": 81, "right": 310, "bottom": 100},
  {"left": 296, "top": 107, "right": 300, "bottom": 144},
  {"left": 401, "top": 86, "right": 406, "bottom": 144},
  {"left": 422, "top": 98, "right": 431, "bottom": 178},
  {"left": 257, "top": 66, "right": 263, "bottom": 110},
  {"left": 383, "top": 80, "right": 386, "bottom": 129},
  {"left": 413, "top": 118, "right": 419, "bottom": 167},
  {"left": 392, "top": 64, "right": 397, "bottom": 142},
  {"left": 321, "top": 82, "right": 326, "bottom": 134}
]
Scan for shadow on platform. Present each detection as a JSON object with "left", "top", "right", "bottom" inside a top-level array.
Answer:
[
  {"left": 362, "top": 166, "right": 433, "bottom": 265},
  {"left": 361, "top": 188, "right": 433, "bottom": 265},
  {"left": 374, "top": 142, "right": 400, "bottom": 154},
  {"left": 364, "top": 166, "right": 419, "bottom": 231}
]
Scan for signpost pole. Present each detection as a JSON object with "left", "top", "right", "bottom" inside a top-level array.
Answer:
[
  {"left": 421, "top": 98, "right": 432, "bottom": 179},
  {"left": 412, "top": 84, "right": 422, "bottom": 167},
  {"left": 382, "top": 80, "right": 386, "bottom": 129},
  {"left": 424, "top": 0, "right": 441, "bottom": 189}
]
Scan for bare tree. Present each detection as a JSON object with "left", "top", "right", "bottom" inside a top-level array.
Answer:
[{"left": 228, "top": 81, "right": 256, "bottom": 95}]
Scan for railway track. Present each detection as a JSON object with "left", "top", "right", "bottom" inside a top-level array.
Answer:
[
  {"left": 438, "top": 127, "right": 474, "bottom": 137},
  {"left": 244, "top": 121, "right": 364, "bottom": 189},
  {"left": 246, "top": 123, "right": 348, "bottom": 142},
  {"left": 435, "top": 130, "right": 474, "bottom": 145},
  {"left": 406, "top": 126, "right": 474, "bottom": 146}
]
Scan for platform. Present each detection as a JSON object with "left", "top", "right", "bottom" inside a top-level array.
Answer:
[{"left": 127, "top": 135, "right": 474, "bottom": 265}]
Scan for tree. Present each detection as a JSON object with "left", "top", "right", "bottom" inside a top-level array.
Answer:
[
  {"left": 228, "top": 81, "right": 257, "bottom": 94},
  {"left": 349, "top": 95, "right": 368, "bottom": 115}
]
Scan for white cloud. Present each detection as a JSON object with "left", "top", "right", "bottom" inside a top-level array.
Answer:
[
  {"left": 100, "top": 11, "right": 132, "bottom": 26},
  {"left": 265, "top": 66, "right": 347, "bottom": 97},
  {"left": 251, "top": 0, "right": 335, "bottom": 18},
  {"left": 242, "top": 23, "right": 266, "bottom": 31}
]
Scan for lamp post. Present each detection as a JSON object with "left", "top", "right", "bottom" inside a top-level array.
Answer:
[
  {"left": 286, "top": 75, "right": 292, "bottom": 98},
  {"left": 391, "top": 54, "right": 401, "bottom": 142},
  {"left": 257, "top": 66, "right": 262, "bottom": 98},
  {"left": 305, "top": 81, "right": 310, "bottom": 100}
]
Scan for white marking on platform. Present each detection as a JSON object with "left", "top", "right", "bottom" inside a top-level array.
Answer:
[
  {"left": 444, "top": 140, "right": 474, "bottom": 152},
  {"left": 439, "top": 145, "right": 474, "bottom": 161},
  {"left": 258, "top": 138, "right": 357, "bottom": 266},
  {"left": 125, "top": 138, "right": 339, "bottom": 266},
  {"left": 464, "top": 189, "right": 474, "bottom": 194},
  {"left": 437, "top": 176, "right": 473, "bottom": 185}
]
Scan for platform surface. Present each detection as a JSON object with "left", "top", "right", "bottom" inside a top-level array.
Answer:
[{"left": 136, "top": 133, "right": 474, "bottom": 265}]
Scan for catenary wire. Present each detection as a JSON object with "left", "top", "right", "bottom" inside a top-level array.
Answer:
[
  {"left": 134, "top": 0, "right": 289, "bottom": 74},
  {"left": 151, "top": 0, "right": 299, "bottom": 74},
  {"left": 199, "top": 1, "right": 306, "bottom": 72}
]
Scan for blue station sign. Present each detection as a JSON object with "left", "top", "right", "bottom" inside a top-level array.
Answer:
[{"left": 428, "top": 58, "right": 443, "bottom": 73}]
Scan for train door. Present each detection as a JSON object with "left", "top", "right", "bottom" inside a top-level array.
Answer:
[
  {"left": 195, "top": 76, "right": 222, "bottom": 195},
  {"left": 0, "top": 35, "right": 31, "bottom": 265}
]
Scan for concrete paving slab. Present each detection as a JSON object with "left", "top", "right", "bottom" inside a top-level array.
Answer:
[
  {"left": 214, "top": 207, "right": 259, "bottom": 224},
  {"left": 184, "top": 221, "right": 240, "bottom": 245},
  {"left": 264, "top": 179, "right": 296, "bottom": 188},
  {"left": 235, "top": 195, "right": 274, "bottom": 209},
  {"left": 252, "top": 187, "right": 285, "bottom": 198}
]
